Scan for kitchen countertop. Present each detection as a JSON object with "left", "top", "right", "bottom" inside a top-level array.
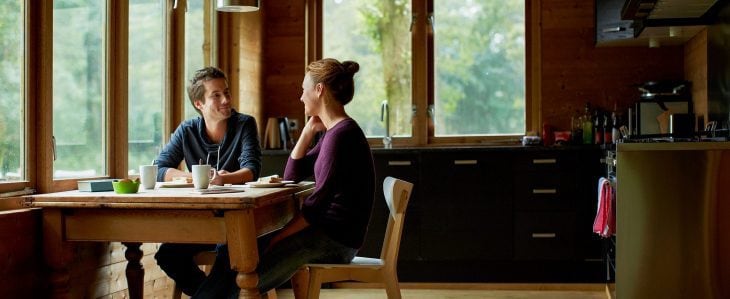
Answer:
[
  {"left": 617, "top": 141, "right": 730, "bottom": 152},
  {"left": 263, "top": 144, "right": 601, "bottom": 155}
]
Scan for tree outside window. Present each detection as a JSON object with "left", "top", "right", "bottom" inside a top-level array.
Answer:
[
  {"left": 53, "top": 0, "right": 106, "bottom": 178},
  {"left": 0, "top": 0, "right": 24, "bottom": 181},
  {"left": 322, "top": 0, "right": 525, "bottom": 139}
]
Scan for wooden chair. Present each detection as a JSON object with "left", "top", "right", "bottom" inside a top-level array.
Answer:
[{"left": 290, "top": 176, "right": 414, "bottom": 299}]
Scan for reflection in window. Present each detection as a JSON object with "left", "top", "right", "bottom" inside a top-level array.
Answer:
[
  {"left": 53, "top": 0, "right": 107, "bottom": 178},
  {"left": 129, "top": 0, "right": 164, "bottom": 174},
  {"left": 0, "top": 1, "right": 24, "bottom": 182},
  {"left": 183, "top": 0, "right": 209, "bottom": 120},
  {"left": 323, "top": 0, "right": 413, "bottom": 138},
  {"left": 434, "top": 0, "right": 525, "bottom": 136}
]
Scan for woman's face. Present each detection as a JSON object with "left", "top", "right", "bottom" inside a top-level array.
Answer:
[{"left": 300, "top": 73, "right": 321, "bottom": 116}]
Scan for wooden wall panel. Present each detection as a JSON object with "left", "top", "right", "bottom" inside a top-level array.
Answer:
[
  {"left": 262, "top": 0, "right": 307, "bottom": 130},
  {"left": 0, "top": 209, "right": 44, "bottom": 298},
  {"left": 540, "top": 0, "right": 684, "bottom": 131},
  {"left": 219, "top": 9, "right": 264, "bottom": 139},
  {"left": 63, "top": 242, "right": 174, "bottom": 299},
  {"left": 685, "top": 29, "right": 708, "bottom": 127}
]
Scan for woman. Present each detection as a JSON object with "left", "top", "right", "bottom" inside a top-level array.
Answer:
[{"left": 193, "top": 58, "right": 375, "bottom": 298}]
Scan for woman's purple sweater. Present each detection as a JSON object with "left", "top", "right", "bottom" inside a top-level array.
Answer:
[{"left": 284, "top": 118, "right": 375, "bottom": 249}]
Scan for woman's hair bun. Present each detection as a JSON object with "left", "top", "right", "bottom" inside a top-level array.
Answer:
[{"left": 342, "top": 60, "right": 360, "bottom": 75}]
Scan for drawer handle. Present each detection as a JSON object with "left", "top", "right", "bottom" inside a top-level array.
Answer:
[
  {"left": 388, "top": 161, "right": 412, "bottom": 166},
  {"left": 454, "top": 160, "right": 477, "bottom": 165},
  {"left": 532, "top": 188, "right": 557, "bottom": 194},
  {"left": 531, "top": 233, "right": 556, "bottom": 238},
  {"left": 532, "top": 158, "right": 557, "bottom": 164}
]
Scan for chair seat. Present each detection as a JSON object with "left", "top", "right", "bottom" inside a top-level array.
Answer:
[{"left": 307, "top": 256, "right": 384, "bottom": 269}]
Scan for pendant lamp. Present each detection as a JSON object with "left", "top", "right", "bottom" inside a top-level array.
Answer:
[{"left": 216, "top": 0, "right": 259, "bottom": 12}]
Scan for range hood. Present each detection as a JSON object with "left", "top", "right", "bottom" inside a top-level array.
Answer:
[{"left": 621, "top": 0, "right": 724, "bottom": 36}]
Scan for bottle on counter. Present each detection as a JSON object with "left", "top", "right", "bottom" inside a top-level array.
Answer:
[
  {"left": 594, "top": 109, "right": 603, "bottom": 145},
  {"left": 603, "top": 113, "right": 612, "bottom": 144},
  {"left": 582, "top": 103, "right": 593, "bottom": 145},
  {"left": 612, "top": 112, "right": 620, "bottom": 143},
  {"left": 571, "top": 110, "right": 583, "bottom": 144}
]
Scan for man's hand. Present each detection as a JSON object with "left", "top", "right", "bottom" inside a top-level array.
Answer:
[{"left": 209, "top": 169, "right": 229, "bottom": 186}]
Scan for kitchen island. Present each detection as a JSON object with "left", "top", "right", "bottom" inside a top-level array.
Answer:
[{"left": 616, "top": 142, "right": 730, "bottom": 299}]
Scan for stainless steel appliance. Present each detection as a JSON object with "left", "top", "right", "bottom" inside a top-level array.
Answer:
[{"left": 628, "top": 80, "right": 693, "bottom": 138}]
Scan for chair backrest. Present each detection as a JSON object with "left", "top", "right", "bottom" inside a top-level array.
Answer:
[{"left": 379, "top": 176, "right": 414, "bottom": 266}]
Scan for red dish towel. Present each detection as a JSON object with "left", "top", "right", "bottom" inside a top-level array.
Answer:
[{"left": 593, "top": 177, "right": 616, "bottom": 238}]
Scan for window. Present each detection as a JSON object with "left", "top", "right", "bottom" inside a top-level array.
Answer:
[
  {"left": 322, "top": 0, "right": 413, "bottom": 139},
  {"left": 128, "top": 0, "right": 165, "bottom": 174},
  {"left": 317, "top": 0, "right": 528, "bottom": 144},
  {"left": 183, "top": 1, "right": 214, "bottom": 120},
  {"left": 53, "top": 0, "right": 107, "bottom": 178},
  {"left": 434, "top": 0, "right": 525, "bottom": 136},
  {"left": 0, "top": 1, "right": 24, "bottom": 182},
  {"left": 0, "top": 0, "right": 216, "bottom": 193}
]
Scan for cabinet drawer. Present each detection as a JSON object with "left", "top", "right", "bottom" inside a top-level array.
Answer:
[
  {"left": 513, "top": 152, "right": 577, "bottom": 172},
  {"left": 420, "top": 229, "right": 512, "bottom": 261},
  {"left": 514, "top": 212, "right": 575, "bottom": 260},
  {"left": 514, "top": 173, "right": 575, "bottom": 210}
]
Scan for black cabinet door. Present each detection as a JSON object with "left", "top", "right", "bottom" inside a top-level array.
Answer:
[
  {"left": 419, "top": 151, "right": 513, "bottom": 261},
  {"left": 359, "top": 152, "right": 420, "bottom": 261},
  {"left": 260, "top": 151, "right": 290, "bottom": 177},
  {"left": 514, "top": 211, "right": 576, "bottom": 260}
]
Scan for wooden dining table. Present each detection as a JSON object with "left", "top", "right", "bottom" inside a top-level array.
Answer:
[{"left": 25, "top": 182, "right": 314, "bottom": 299}]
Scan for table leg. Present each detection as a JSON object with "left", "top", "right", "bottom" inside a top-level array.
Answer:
[
  {"left": 43, "top": 209, "right": 73, "bottom": 299},
  {"left": 225, "top": 209, "right": 261, "bottom": 298},
  {"left": 122, "top": 242, "right": 144, "bottom": 299}
]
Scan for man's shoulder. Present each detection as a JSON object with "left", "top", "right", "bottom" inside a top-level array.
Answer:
[
  {"left": 230, "top": 110, "right": 255, "bottom": 124},
  {"left": 175, "top": 117, "right": 201, "bottom": 132}
]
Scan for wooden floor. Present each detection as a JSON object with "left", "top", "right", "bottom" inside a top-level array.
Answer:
[{"left": 273, "top": 283, "right": 608, "bottom": 299}]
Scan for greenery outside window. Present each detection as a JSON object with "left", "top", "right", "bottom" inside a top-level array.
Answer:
[
  {"left": 128, "top": 0, "right": 165, "bottom": 174},
  {"left": 434, "top": 0, "right": 525, "bottom": 136},
  {"left": 183, "top": 0, "right": 215, "bottom": 120},
  {"left": 53, "top": 0, "right": 107, "bottom": 179},
  {"left": 316, "top": 0, "right": 530, "bottom": 145},
  {"left": 0, "top": 1, "right": 24, "bottom": 182},
  {"left": 322, "top": 0, "right": 413, "bottom": 139}
]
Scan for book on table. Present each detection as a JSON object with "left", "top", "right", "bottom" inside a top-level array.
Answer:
[{"left": 78, "top": 179, "right": 116, "bottom": 192}]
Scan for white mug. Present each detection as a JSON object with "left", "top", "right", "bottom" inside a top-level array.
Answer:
[
  {"left": 192, "top": 164, "right": 215, "bottom": 189},
  {"left": 139, "top": 165, "right": 158, "bottom": 190}
]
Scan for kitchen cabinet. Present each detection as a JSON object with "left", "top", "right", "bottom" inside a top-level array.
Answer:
[
  {"left": 260, "top": 150, "right": 289, "bottom": 177},
  {"left": 595, "top": 0, "right": 636, "bottom": 45},
  {"left": 595, "top": 0, "right": 708, "bottom": 47},
  {"left": 419, "top": 151, "right": 512, "bottom": 262},
  {"left": 512, "top": 150, "right": 602, "bottom": 263},
  {"left": 359, "top": 152, "right": 420, "bottom": 262},
  {"left": 263, "top": 146, "right": 604, "bottom": 282}
]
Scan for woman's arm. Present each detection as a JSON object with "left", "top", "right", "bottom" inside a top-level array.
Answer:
[{"left": 266, "top": 213, "right": 310, "bottom": 250}]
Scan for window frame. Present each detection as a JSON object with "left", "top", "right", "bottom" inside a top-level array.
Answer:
[
  {"left": 1, "top": 0, "right": 217, "bottom": 195},
  {"left": 306, "top": 0, "right": 540, "bottom": 147}
]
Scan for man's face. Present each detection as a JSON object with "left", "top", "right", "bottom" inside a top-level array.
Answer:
[{"left": 195, "top": 78, "right": 232, "bottom": 122}]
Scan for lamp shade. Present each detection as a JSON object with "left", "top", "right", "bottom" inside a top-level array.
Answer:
[{"left": 217, "top": 0, "right": 259, "bottom": 12}]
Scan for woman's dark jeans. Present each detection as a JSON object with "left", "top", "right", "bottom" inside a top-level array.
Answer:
[{"left": 191, "top": 227, "right": 357, "bottom": 299}]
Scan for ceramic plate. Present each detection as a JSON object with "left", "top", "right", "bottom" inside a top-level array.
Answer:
[
  {"left": 158, "top": 182, "right": 194, "bottom": 188},
  {"left": 245, "top": 180, "right": 294, "bottom": 188}
]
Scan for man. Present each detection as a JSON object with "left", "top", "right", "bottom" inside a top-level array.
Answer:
[{"left": 154, "top": 66, "right": 261, "bottom": 296}]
